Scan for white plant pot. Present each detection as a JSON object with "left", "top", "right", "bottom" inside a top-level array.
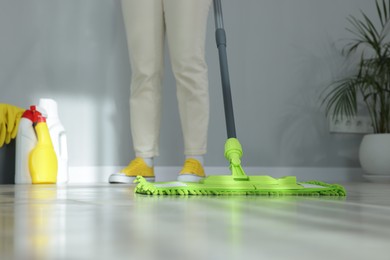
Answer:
[{"left": 359, "top": 134, "right": 390, "bottom": 180}]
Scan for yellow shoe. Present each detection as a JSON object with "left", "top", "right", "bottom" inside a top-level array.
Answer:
[
  {"left": 109, "top": 158, "right": 155, "bottom": 184},
  {"left": 177, "top": 158, "right": 205, "bottom": 182}
]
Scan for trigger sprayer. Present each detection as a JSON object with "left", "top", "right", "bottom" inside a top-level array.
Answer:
[
  {"left": 28, "top": 112, "right": 58, "bottom": 184},
  {"left": 15, "top": 105, "right": 58, "bottom": 184}
]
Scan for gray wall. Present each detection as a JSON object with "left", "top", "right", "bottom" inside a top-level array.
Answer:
[{"left": 1, "top": 0, "right": 376, "bottom": 172}]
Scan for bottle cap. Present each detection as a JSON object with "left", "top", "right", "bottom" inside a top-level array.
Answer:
[
  {"left": 22, "top": 110, "right": 34, "bottom": 122},
  {"left": 36, "top": 115, "right": 46, "bottom": 123},
  {"left": 38, "top": 98, "right": 58, "bottom": 119}
]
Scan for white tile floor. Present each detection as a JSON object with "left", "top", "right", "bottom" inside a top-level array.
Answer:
[{"left": 1, "top": 182, "right": 390, "bottom": 260}]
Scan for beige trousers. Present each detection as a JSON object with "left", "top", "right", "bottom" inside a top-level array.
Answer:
[{"left": 121, "top": 0, "right": 212, "bottom": 157}]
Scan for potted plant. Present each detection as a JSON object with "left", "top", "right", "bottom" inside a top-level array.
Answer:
[{"left": 323, "top": 0, "right": 390, "bottom": 179}]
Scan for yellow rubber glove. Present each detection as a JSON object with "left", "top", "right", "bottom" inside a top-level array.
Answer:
[{"left": 0, "top": 104, "right": 25, "bottom": 147}]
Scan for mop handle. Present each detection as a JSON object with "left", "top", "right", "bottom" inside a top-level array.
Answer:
[{"left": 213, "top": 0, "right": 237, "bottom": 139}]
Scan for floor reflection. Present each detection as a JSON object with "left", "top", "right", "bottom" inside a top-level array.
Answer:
[{"left": 0, "top": 183, "right": 389, "bottom": 260}]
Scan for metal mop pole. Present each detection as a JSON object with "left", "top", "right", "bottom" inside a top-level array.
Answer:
[
  {"left": 213, "top": 0, "right": 247, "bottom": 179},
  {"left": 213, "top": 0, "right": 237, "bottom": 139}
]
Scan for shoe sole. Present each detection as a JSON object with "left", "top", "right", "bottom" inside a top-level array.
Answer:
[
  {"left": 177, "top": 174, "right": 205, "bottom": 183},
  {"left": 109, "top": 174, "right": 155, "bottom": 184}
]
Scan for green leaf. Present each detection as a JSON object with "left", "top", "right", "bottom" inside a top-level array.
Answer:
[{"left": 377, "top": 0, "right": 385, "bottom": 27}]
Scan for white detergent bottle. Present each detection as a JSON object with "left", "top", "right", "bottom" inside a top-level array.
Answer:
[
  {"left": 38, "top": 98, "right": 69, "bottom": 184},
  {"left": 15, "top": 106, "right": 47, "bottom": 184}
]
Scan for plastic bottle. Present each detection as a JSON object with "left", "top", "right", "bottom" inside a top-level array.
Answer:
[
  {"left": 15, "top": 106, "right": 49, "bottom": 184},
  {"left": 38, "top": 98, "right": 68, "bottom": 184},
  {"left": 28, "top": 115, "right": 58, "bottom": 184},
  {"left": 15, "top": 109, "right": 36, "bottom": 184}
]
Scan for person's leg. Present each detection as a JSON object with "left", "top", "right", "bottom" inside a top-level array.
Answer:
[
  {"left": 164, "top": 0, "right": 212, "bottom": 181},
  {"left": 109, "top": 0, "right": 165, "bottom": 183},
  {"left": 124, "top": 0, "right": 165, "bottom": 158}
]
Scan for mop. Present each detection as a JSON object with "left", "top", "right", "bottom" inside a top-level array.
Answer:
[{"left": 134, "top": 0, "right": 346, "bottom": 196}]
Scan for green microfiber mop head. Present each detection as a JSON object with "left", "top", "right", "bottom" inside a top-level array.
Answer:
[
  {"left": 134, "top": 138, "right": 346, "bottom": 196},
  {"left": 134, "top": 176, "right": 346, "bottom": 196}
]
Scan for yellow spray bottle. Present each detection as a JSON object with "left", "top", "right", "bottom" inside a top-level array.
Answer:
[{"left": 28, "top": 112, "right": 58, "bottom": 184}]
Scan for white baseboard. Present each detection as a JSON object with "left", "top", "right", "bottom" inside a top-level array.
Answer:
[{"left": 68, "top": 166, "right": 365, "bottom": 183}]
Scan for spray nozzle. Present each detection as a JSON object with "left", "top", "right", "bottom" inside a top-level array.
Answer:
[{"left": 22, "top": 105, "right": 47, "bottom": 124}]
